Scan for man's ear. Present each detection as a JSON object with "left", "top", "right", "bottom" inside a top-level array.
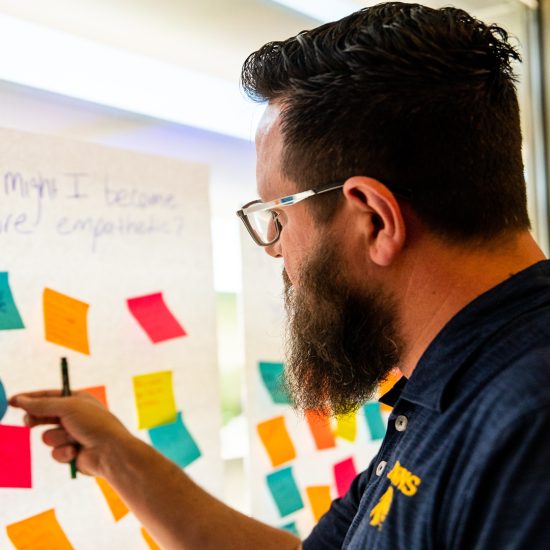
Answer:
[{"left": 343, "top": 176, "right": 406, "bottom": 266}]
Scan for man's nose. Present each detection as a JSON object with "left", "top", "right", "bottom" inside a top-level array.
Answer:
[{"left": 264, "top": 239, "right": 282, "bottom": 258}]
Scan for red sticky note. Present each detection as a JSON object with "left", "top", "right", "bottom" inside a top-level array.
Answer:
[
  {"left": 0, "top": 424, "right": 32, "bottom": 488},
  {"left": 127, "top": 292, "right": 187, "bottom": 343},
  {"left": 306, "top": 410, "right": 335, "bottom": 450},
  {"left": 334, "top": 457, "right": 357, "bottom": 498}
]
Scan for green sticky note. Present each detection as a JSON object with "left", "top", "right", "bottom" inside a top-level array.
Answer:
[
  {"left": 281, "top": 521, "right": 300, "bottom": 537},
  {"left": 0, "top": 378, "right": 7, "bottom": 421},
  {"left": 259, "top": 361, "right": 291, "bottom": 404},
  {"left": 148, "top": 412, "right": 201, "bottom": 468},
  {"left": 0, "top": 273, "right": 25, "bottom": 330},
  {"left": 266, "top": 466, "right": 304, "bottom": 517},
  {"left": 364, "top": 402, "right": 386, "bottom": 440}
]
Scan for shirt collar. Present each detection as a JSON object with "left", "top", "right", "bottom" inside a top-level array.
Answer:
[{"left": 379, "top": 259, "right": 550, "bottom": 412}]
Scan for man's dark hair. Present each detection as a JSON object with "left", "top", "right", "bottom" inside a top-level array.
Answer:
[{"left": 241, "top": 2, "right": 530, "bottom": 242}]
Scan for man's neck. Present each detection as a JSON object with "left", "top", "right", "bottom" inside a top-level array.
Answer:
[{"left": 395, "top": 231, "right": 546, "bottom": 378}]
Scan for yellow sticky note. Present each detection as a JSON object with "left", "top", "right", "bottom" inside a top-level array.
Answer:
[
  {"left": 6, "top": 509, "right": 74, "bottom": 549},
  {"left": 43, "top": 288, "right": 90, "bottom": 355},
  {"left": 132, "top": 371, "right": 177, "bottom": 429},
  {"left": 335, "top": 411, "right": 357, "bottom": 442},
  {"left": 306, "top": 485, "right": 332, "bottom": 522},
  {"left": 257, "top": 416, "right": 296, "bottom": 467},
  {"left": 96, "top": 477, "right": 129, "bottom": 521},
  {"left": 141, "top": 527, "right": 162, "bottom": 550}
]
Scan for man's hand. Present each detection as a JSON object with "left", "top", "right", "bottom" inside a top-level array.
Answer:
[{"left": 10, "top": 390, "right": 134, "bottom": 477}]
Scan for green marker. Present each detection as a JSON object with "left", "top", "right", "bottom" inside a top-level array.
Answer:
[{"left": 61, "top": 357, "right": 78, "bottom": 479}]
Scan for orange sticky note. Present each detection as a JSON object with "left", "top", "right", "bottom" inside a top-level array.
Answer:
[
  {"left": 81, "top": 386, "right": 108, "bottom": 408},
  {"left": 6, "top": 509, "right": 74, "bottom": 549},
  {"left": 306, "top": 486, "right": 332, "bottom": 522},
  {"left": 306, "top": 410, "right": 335, "bottom": 450},
  {"left": 379, "top": 369, "right": 402, "bottom": 412},
  {"left": 43, "top": 288, "right": 90, "bottom": 355},
  {"left": 96, "top": 477, "right": 129, "bottom": 521},
  {"left": 334, "top": 411, "right": 357, "bottom": 442},
  {"left": 141, "top": 528, "right": 162, "bottom": 550},
  {"left": 257, "top": 416, "right": 296, "bottom": 467}
]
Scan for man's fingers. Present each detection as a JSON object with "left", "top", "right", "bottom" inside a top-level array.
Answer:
[
  {"left": 10, "top": 395, "right": 71, "bottom": 418},
  {"left": 10, "top": 390, "right": 63, "bottom": 401},
  {"left": 51, "top": 444, "right": 78, "bottom": 464},
  {"left": 24, "top": 414, "right": 60, "bottom": 427},
  {"left": 43, "top": 428, "right": 72, "bottom": 448}
]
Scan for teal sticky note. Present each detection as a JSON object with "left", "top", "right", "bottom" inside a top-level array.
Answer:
[
  {"left": 148, "top": 411, "right": 201, "bottom": 468},
  {"left": 259, "top": 361, "right": 291, "bottom": 404},
  {"left": 281, "top": 521, "right": 300, "bottom": 537},
  {"left": 0, "top": 378, "right": 7, "bottom": 421},
  {"left": 0, "top": 273, "right": 24, "bottom": 330},
  {"left": 266, "top": 466, "right": 304, "bottom": 517},
  {"left": 364, "top": 402, "right": 386, "bottom": 440}
]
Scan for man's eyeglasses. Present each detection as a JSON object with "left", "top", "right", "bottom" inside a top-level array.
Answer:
[{"left": 236, "top": 180, "right": 412, "bottom": 247}]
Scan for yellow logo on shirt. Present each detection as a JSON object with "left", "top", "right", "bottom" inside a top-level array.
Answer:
[{"left": 370, "top": 461, "right": 422, "bottom": 529}]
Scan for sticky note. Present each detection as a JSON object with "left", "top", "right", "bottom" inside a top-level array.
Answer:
[
  {"left": 306, "top": 485, "right": 332, "bottom": 522},
  {"left": 0, "top": 424, "right": 31, "bottom": 488},
  {"left": 266, "top": 467, "right": 304, "bottom": 517},
  {"left": 132, "top": 370, "right": 178, "bottom": 429},
  {"left": 379, "top": 369, "right": 402, "bottom": 412},
  {"left": 334, "top": 457, "right": 357, "bottom": 498},
  {"left": 258, "top": 361, "right": 291, "bottom": 404},
  {"left": 0, "top": 377, "right": 7, "bottom": 421},
  {"left": 6, "top": 509, "right": 74, "bottom": 549},
  {"left": 80, "top": 385, "right": 108, "bottom": 408},
  {"left": 141, "top": 528, "right": 161, "bottom": 550},
  {"left": 306, "top": 410, "right": 335, "bottom": 450},
  {"left": 281, "top": 521, "right": 299, "bottom": 537},
  {"left": 127, "top": 292, "right": 187, "bottom": 343},
  {"left": 43, "top": 288, "right": 90, "bottom": 355},
  {"left": 0, "top": 272, "right": 24, "bottom": 330},
  {"left": 364, "top": 402, "right": 386, "bottom": 440},
  {"left": 335, "top": 411, "right": 357, "bottom": 442},
  {"left": 257, "top": 416, "right": 296, "bottom": 467},
  {"left": 95, "top": 477, "right": 129, "bottom": 521},
  {"left": 148, "top": 411, "right": 201, "bottom": 468}
]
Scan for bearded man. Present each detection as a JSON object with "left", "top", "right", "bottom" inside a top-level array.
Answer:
[{"left": 11, "top": 3, "right": 550, "bottom": 549}]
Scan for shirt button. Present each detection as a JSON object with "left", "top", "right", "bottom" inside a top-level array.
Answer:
[
  {"left": 395, "top": 415, "right": 408, "bottom": 432},
  {"left": 376, "top": 461, "right": 387, "bottom": 476}
]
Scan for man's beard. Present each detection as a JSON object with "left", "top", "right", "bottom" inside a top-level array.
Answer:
[{"left": 283, "top": 241, "right": 402, "bottom": 416}]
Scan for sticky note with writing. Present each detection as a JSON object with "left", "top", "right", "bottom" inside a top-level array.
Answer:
[
  {"left": 95, "top": 477, "right": 129, "bottom": 521},
  {"left": 364, "top": 402, "right": 386, "bottom": 440},
  {"left": 335, "top": 411, "right": 357, "bottom": 442},
  {"left": 258, "top": 361, "right": 291, "bottom": 404},
  {"left": 0, "top": 377, "right": 7, "bottom": 421},
  {"left": 257, "top": 416, "right": 296, "bottom": 467},
  {"left": 6, "top": 509, "right": 74, "bottom": 549},
  {"left": 334, "top": 457, "right": 358, "bottom": 498},
  {"left": 141, "top": 528, "right": 162, "bottom": 550},
  {"left": 305, "top": 410, "right": 336, "bottom": 450},
  {"left": 80, "top": 385, "right": 109, "bottom": 408},
  {"left": 306, "top": 485, "right": 332, "bottom": 522},
  {"left": 127, "top": 292, "right": 187, "bottom": 343},
  {"left": 0, "top": 272, "right": 24, "bottom": 330},
  {"left": 148, "top": 411, "right": 201, "bottom": 468},
  {"left": 132, "top": 370, "right": 178, "bottom": 429},
  {"left": 0, "top": 424, "right": 31, "bottom": 488},
  {"left": 43, "top": 288, "right": 90, "bottom": 355},
  {"left": 266, "top": 466, "right": 304, "bottom": 517}
]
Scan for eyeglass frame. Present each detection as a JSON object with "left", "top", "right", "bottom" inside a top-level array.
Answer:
[{"left": 236, "top": 179, "right": 412, "bottom": 247}]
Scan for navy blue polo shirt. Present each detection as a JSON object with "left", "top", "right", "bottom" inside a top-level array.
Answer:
[{"left": 304, "top": 260, "right": 550, "bottom": 549}]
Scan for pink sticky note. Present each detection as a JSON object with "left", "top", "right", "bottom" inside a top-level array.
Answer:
[
  {"left": 127, "top": 292, "right": 187, "bottom": 343},
  {"left": 0, "top": 424, "right": 32, "bottom": 488},
  {"left": 334, "top": 457, "right": 357, "bottom": 498}
]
